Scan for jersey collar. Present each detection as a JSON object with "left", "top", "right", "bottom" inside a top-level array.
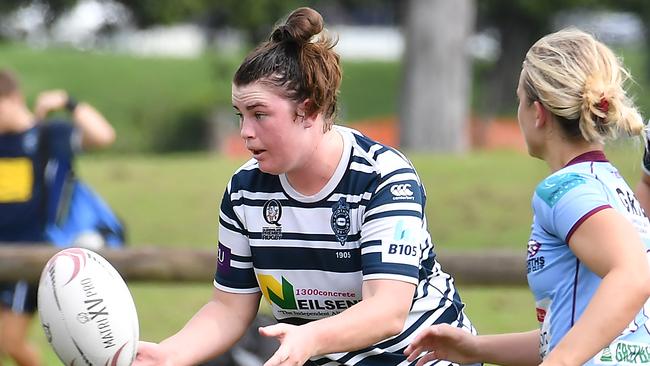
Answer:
[
  {"left": 564, "top": 150, "right": 608, "bottom": 167},
  {"left": 279, "top": 126, "right": 351, "bottom": 203}
]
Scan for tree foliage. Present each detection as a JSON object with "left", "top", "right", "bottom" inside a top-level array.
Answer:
[
  {"left": 476, "top": 0, "right": 620, "bottom": 116},
  {"left": 112, "top": 0, "right": 399, "bottom": 43},
  {"left": 111, "top": 0, "right": 302, "bottom": 43},
  {"left": 0, "top": 0, "right": 76, "bottom": 29}
]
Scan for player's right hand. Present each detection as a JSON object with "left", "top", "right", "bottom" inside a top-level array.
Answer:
[{"left": 404, "top": 324, "right": 480, "bottom": 366}]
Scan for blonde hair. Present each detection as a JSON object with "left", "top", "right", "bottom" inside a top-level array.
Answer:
[{"left": 521, "top": 28, "right": 643, "bottom": 143}]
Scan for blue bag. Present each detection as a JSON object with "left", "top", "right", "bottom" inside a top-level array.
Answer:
[
  {"left": 39, "top": 125, "right": 126, "bottom": 248},
  {"left": 45, "top": 178, "right": 126, "bottom": 248}
]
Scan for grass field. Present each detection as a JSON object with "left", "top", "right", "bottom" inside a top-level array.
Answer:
[{"left": 18, "top": 142, "right": 644, "bottom": 365}]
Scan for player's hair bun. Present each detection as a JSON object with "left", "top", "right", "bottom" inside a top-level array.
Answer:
[{"left": 271, "top": 7, "right": 324, "bottom": 46}]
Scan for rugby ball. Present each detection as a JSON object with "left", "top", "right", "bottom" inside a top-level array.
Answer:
[{"left": 37, "top": 247, "right": 139, "bottom": 366}]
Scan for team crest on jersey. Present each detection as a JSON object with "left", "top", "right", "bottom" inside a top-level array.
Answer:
[
  {"left": 331, "top": 197, "right": 350, "bottom": 246},
  {"left": 262, "top": 199, "right": 282, "bottom": 240},
  {"left": 527, "top": 239, "right": 541, "bottom": 257},
  {"left": 527, "top": 239, "right": 545, "bottom": 273},
  {"left": 263, "top": 199, "right": 282, "bottom": 225}
]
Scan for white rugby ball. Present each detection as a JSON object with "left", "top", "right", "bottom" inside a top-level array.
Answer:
[{"left": 37, "top": 247, "right": 139, "bottom": 366}]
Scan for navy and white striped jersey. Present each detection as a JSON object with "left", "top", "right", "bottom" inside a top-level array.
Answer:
[{"left": 215, "top": 126, "right": 476, "bottom": 366}]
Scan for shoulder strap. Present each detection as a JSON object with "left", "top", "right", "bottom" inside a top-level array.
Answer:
[{"left": 37, "top": 125, "right": 51, "bottom": 223}]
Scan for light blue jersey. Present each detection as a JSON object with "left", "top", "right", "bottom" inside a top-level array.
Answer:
[{"left": 528, "top": 151, "right": 650, "bottom": 365}]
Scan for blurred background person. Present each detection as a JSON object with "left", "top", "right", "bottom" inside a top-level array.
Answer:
[{"left": 0, "top": 68, "right": 115, "bottom": 366}]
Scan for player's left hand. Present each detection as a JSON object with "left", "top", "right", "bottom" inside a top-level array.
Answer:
[{"left": 259, "top": 323, "right": 317, "bottom": 366}]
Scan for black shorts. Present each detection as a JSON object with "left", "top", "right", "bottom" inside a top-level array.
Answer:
[{"left": 0, "top": 281, "right": 38, "bottom": 314}]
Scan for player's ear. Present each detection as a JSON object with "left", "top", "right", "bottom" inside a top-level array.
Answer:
[
  {"left": 533, "top": 101, "right": 548, "bottom": 129},
  {"left": 296, "top": 99, "right": 315, "bottom": 129}
]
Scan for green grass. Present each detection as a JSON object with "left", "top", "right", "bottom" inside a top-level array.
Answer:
[
  {"left": 77, "top": 150, "right": 551, "bottom": 251},
  {"left": 18, "top": 141, "right": 646, "bottom": 365},
  {"left": 460, "top": 286, "right": 538, "bottom": 334}
]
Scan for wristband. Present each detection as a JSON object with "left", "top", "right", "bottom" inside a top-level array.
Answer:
[{"left": 65, "top": 96, "right": 78, "bottom": 112}]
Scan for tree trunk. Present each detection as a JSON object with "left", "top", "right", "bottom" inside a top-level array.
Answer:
[
  {"left": 480, "top": 20, "right": 538, "bottom": 118},
  {"left": 400, "top": 0, "right": 476, "bottom": 153}
]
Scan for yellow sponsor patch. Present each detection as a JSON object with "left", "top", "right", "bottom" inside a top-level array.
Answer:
[{"left": 0, "top": 158, "right": 34, "bottom": 202}]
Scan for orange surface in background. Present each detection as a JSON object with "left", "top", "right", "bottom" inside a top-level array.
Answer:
[{"left": 223, "top": 117, "right": 525, "bottom": 157}]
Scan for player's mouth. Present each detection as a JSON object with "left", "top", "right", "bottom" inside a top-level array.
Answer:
[{"left": 249, "top": 148, "right": 266, "bottom": 158}]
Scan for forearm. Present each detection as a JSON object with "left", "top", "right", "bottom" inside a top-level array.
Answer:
[
  {"left": 305, "top": 295, "right": 406, "bottom": 356},
  {"left": 72, "top": 102, "right": 115, "bottom": 148},
  {"left": 544, "top": 269, "right": 649, "bottom": 365},
  {"left": 475, "top": 330, "right": 541, "bottom": 366},
  {"left": 160, "top": 299, "right": 256, "bottom": 365}
]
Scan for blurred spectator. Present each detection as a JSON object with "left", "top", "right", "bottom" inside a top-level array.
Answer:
[{"left": 0, "top": 68, "right": 115, "bottom": 366}]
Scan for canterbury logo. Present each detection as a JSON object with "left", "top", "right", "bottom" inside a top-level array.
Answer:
[{"left": 390, "top": 183, "right": 413, "bottom": 197}]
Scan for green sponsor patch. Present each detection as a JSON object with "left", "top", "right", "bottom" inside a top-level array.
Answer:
[
  {"left": 595, "top": 341, "right": 650, "bottom": 364},
  {"left": 600, "top": 346, "right": 613, "bottom": 362},
  {"left": 536, "top": 173, "right": 586, "bottom": 207}
]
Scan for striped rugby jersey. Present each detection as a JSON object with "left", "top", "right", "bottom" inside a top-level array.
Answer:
[{"left": 215, "top": 126, "right": 476, "bottom": 366}]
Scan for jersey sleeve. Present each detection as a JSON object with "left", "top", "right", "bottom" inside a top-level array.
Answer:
[
  {"left": 360, "top": 163, "right": 426, "bottom": 285},
  {"left": 214, "top": 179, "right": 259, "bottom": 293},
  {"left": 533, "top": 172, "right": 611, "bottom": 242}
]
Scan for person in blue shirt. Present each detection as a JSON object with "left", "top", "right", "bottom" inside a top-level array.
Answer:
[
  {"left": 405, "top": 28, "right": 650, "bottom": 366},
  {"left": 0, "top": 69, "right": 115, "bottom": 366}
]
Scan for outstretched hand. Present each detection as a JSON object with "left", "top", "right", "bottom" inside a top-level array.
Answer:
[
  {"left": 404, "top": 324, "right": 480, "bottom": 366},
  {"left": 259, "top": 323, "right": 317, "bottom": 366}
]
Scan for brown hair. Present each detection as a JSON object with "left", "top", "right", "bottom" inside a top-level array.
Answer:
[
  {"left": 233, "top": 7, "right": 342, "bottom": 131},
  {"left": 522, "top": 28, "right": 643, "bottom": 144},
  {"left": 0, "top": 69, "right": 20, "bottom": 98}
]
